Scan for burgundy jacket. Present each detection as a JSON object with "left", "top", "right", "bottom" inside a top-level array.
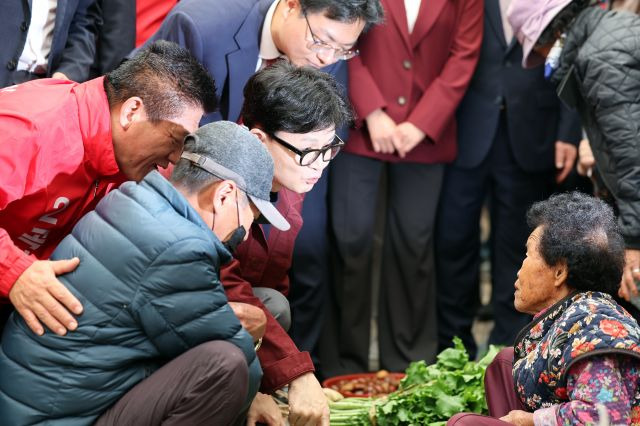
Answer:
[
  {"left": 220, "top": 189, "right": 312, "bottom": 392},
  {"left": 346, "top": 0, "right": 483, "bottom": 164}
]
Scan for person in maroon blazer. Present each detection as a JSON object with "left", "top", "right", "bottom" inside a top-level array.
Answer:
[
  {"left": 221, "top": 61, "right": 352, "bottom": 426},
  {"left": 320, "top": 0, "right": 483, "bottom": 376}
]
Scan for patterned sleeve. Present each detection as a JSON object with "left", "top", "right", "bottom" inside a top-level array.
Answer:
[{"left": 532, "top": 355, "right": 637, "bottom": 426}]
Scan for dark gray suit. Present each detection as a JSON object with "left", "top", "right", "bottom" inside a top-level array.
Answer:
[
  {"left": 435, "top": 0, "right": 582, "bottom": 356},
  {"left": 1, "top": 0, "right": 99, "bottom": 87},
  {"left": 88, "top": 0, "right": 135, "bottom": 78}
]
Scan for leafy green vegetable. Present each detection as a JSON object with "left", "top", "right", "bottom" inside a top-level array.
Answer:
[
  {"left": 329, "top": 338, "right": 503, "bottom": 425},
  {"left": 329, "top": 397, "right": 371, "bottom": 425},
  {"left": 435, "top": 337, "right": 469, "bottom": 370}
]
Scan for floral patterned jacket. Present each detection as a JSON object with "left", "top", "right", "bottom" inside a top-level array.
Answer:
[{"left": 513, "top": 291, "right": 640, "bottom": 411}]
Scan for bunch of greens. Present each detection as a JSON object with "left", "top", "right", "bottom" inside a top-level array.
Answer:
[
  {"left": 328, "top": 397, "right": 372, "bottom": 426},
  {"left": 329, "top": 338, "right": 501, "bottom": 426},
  {"left": 375, "top": 338, "right": 501, "bottom": 425}
]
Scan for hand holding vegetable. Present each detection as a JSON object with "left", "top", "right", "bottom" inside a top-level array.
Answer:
[
  {"left": 246, "top": 392, "right": 285, "bottom": 426},
  {"left": 288, "top": 372, "right": 330, "bottom": 426}
]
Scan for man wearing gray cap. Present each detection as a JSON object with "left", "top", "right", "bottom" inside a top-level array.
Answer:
[{"left": 0, "top": 121, "right": 288, "bottom": 425}]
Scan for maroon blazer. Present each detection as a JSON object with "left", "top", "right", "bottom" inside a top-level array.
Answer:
[
  {"left": 220, "top": 189, "right": 314, "bottom": 393},
  {"left": 345, "top": 0, "right": 483, "bottom": 164}
]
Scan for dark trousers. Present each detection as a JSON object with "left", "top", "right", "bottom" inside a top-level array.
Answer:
[
  {"left": 447, "top": 347, "right": 525, "bottom": 425},
  {"left": 320, "top": 152, "right": 444, "bottom": 376},
  {"left": 289, "top": 169, "right": 329, "bottom": 362},
  {"left": 435, "top": 118, "right": 552, "bottom": 357},
  {"left": 95, "top": 341, "right": 254, "bottom": 426}
]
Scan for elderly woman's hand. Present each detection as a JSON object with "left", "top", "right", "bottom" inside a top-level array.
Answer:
[{"left": 499, "top": 410, "right": 534, "bottom": 426}]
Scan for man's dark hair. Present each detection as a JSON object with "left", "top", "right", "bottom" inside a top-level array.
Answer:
[
  {"left": 526, "top": 192, "right": 625, "bottom": 295},
  {"left": 104, "top": 40, "right": 217, "bottom": 122},
  {"left": 300, "top": 0, "right": 384, "bottom": 29},
  {"left": 241, "top": 60, "right": 353, "bottom": 135},
  {"left": 536, "top": 0, "right": 593, "bottom": 47}
]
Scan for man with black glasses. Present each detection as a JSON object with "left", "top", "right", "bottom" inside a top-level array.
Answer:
[
  {"left": 221, "top": 61, "right": 352, "bottom": 426},
  {"left": 140, "top": 0, "right": 382, "bottom": 125}
]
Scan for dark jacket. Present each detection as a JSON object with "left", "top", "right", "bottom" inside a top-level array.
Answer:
[
  {"left": 552, "top": 7, "right": 640, "bottom": 248},
  {"left": 1, "top": 0, "right": 99, "bottom": 86},
  {"left": 0, "top": 171, "right": 261, "bottom": 425},
  {"left": 88, "top": 0, "right": 178, "bottom": 78},
  {"left": 456, "top": 0, "right": 582, "bottom": 171},
  {"left": 88, "top": 0, "right": 135, "bottom": 77}
]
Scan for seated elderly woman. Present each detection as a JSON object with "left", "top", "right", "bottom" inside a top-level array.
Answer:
[{"left": 449, "top": 192, "right": 640, "bottom": 426}]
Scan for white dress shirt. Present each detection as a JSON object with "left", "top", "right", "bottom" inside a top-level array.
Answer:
[
  {"left": 404, "top": 0, "right": 422, "bottom": 34},
  {"left": 499, "top": 0, "right": 514, "bottom": 43},
  {"left": 256, "top": 0, "right": 282, "bottom": 71},
  {"left": 18, "top": 0, "right": 58, "bottom": 73}
]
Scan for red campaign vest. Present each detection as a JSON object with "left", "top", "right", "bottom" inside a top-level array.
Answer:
[{"left": 0, "top": 77, "right": 125, "bottom": 298}]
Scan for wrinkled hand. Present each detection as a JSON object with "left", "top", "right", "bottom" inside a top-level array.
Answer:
[
  {"left": 393, "top": 122, "right": 426, "bottom": 158},
  {"left": 229, "top": 302, "right": 267, "bottom": 341},
  {"left": 288, "top": 372, "right": 329, "bottom": 426},
  {"left": 499, "top": 410, "right": 534, "bottom": 426},
  {"left": 246, "top": 392, "right": 285, "bottom": 426},
  {"left": 51, "top": 72, "right": 69, "bottom": 80},
  {"left": 619, "top": 249, "right": 640, "bottom": 301},
  {"left": 554, "top": 141, "right": 577, "bottom": 183},
  {"left": 365, "top": 109, "right": 397, "bottom": 154},
  {"left": 9, "top": 258, "right": 82, "bottom": 336},
  {"left": 576, "top": 138, "right": 595, "bottom": 177}
]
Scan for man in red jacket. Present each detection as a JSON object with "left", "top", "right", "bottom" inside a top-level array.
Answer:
[{"left": 0, "top": 40, "right": 216, "bottom": 337}]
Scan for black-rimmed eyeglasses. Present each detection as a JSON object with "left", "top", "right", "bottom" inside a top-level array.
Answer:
[
  {"left": 270, "top": 133, "right": 345, "bottom": 166},
  {"left": 304, "top": 14, "right": 359, "bottom": 61}
]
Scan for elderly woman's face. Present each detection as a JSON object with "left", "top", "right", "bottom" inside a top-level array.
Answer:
[{"left": 514, "top": 227, "right": 564, "bottom": 315}]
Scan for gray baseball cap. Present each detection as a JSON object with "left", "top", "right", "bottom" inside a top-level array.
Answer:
[{"left": 179, "top": 121, "right": 290, "bottom": 231}]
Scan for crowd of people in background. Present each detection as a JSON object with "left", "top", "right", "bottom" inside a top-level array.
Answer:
[{"left": 2, "top": 0, "right": 640, "bottom": 425}]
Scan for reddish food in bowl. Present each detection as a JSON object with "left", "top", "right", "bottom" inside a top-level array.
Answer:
[{"left": 322, "top": 370, "right": 405, "bottom": 398}]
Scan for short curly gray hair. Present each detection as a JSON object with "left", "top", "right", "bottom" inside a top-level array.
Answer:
[{"left": 526, "top": 191, "right": 625, "bottom": 295}]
